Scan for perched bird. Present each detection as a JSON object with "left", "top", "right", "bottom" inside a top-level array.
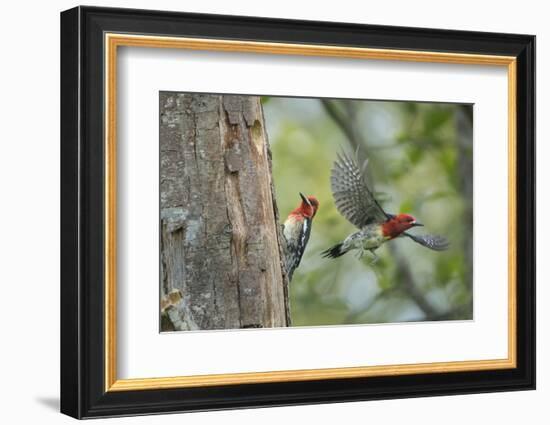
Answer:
[
  {"left": 283, "top": 193, "right": 320, "bottom": 281},
  {"left": 322, "top": 151, "right": 449, "bottom": 261}
]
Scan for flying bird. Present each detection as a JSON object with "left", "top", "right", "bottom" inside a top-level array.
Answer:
[
  {"left": 322, "top": 151, "right": 449, "bottom": 261},
  {"left": 283, "top": 193, "right": 320, "bottom": 281}
]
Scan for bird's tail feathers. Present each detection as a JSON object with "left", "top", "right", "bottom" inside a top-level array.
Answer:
[{"left": 321, "top": 242, "right": 348, "bottom": 258}]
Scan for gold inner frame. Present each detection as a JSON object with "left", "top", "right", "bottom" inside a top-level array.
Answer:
[{"left": 104, "top": 33, "right": 517, "bottom": 392}]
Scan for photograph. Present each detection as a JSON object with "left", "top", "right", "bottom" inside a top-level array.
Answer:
[
  {"left": 59, "top": 5, "right": 535, "bottom": 418},
  {"left": 159, "top": 92, "right": 473, "bottom": 332}
]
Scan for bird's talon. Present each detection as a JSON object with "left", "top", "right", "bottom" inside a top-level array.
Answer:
[
  {"left": 369, "top": 251, "right": 380, "bottom": 265},
  {"left": 321, "top": 151, "right": 450, "bottom": 263}
]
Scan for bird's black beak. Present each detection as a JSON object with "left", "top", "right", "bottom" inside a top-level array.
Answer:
[
  {"left": 413, "top": 222, "right": 424, "bottom": 227},
  {"left": 300, "top": 192, "right": 312, "bottom": 207}
]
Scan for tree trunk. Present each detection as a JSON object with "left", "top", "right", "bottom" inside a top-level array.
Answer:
[{"left": 159, "top": 92, "right": 289, "bottom": 331}]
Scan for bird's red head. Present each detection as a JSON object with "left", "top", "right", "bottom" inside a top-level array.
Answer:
[
  {"left": 291, "top": 193, "right": 319, "bottom": 219},
  {"left": 382, "top": 213, "right": 423, "bottom": 238}
]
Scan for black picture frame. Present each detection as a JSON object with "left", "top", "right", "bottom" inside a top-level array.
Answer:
[{"left": 61, "top": 5, "right": 535, "bottom": 419}]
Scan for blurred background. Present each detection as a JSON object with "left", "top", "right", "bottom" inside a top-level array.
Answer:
[{"left": 263, "top": 96, "right": 473, "bottom": 326}]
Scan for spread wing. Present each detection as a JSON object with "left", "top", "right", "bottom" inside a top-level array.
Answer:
[
  {"left": 403, "top": 232, "right": 450, "bottom": 251},
  {"left": 330, "top": 151, "right": 389, "bottom": 228}
]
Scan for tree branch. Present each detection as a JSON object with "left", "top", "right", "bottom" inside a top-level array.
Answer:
[
  {"left": 320, "top": 98, "right": 443, "bottom": 321},
  {"left": 320, "top": 99, "right": 361, "bottom": 152},
  {"left": 388, "top": 245, "right": 438, "bottom": 319}
]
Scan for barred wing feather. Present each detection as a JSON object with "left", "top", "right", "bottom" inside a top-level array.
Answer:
[
  {"left": 330, "top": 151, "right": 389, "bottom": 228},
  {"left": 404, "top": 232, "right": 450, "bottom": 251}
]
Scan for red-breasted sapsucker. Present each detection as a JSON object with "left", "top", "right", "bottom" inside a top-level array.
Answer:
[
  {"left": 283, "top": 193, "right": 320, "bottom": 281},
  {"left": 322, "top": 151, "right": 449, "bottom": 261}
]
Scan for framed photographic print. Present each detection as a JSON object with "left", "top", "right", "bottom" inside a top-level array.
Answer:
[{"left": 60, "top": 6, "right": 535, "bottom": 419}]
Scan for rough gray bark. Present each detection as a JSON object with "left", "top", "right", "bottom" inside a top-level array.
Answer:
[{"left": 159, "top": 92, "right": 289, "bottom": 331}]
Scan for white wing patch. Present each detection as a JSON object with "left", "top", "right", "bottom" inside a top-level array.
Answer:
[{"left": 300, "top": 219, "right": 309, "bottom": 251}]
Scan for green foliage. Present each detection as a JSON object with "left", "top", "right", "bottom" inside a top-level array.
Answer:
[{"left": 263, "top": 97, "right": 473, "bottom": 326}]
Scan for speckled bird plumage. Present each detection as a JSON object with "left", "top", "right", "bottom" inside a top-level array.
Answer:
[
  {"left": 322, "top": 151, "right": 449, "bottom": 259},
  {"left": 283, "top": 194, "right": 319, "bottom": 280}
]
